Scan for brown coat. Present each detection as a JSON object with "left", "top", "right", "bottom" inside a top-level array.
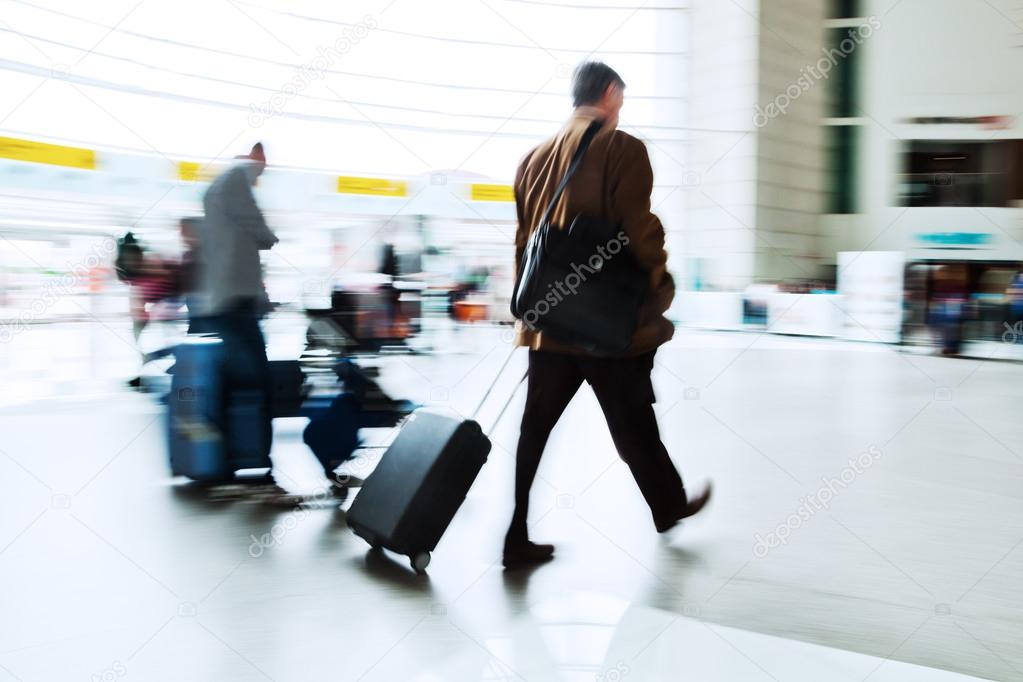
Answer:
[{"left": 512, "top": 110, "right": 675, "bottom": 356}]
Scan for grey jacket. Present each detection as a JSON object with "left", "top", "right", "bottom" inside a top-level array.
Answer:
[{"left": 198, "top": 161, "right": 278, "bottom": 315}]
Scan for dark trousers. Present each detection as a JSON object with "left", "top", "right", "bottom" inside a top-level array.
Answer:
[
  {"left": 205, "top": 299, "right": 273, "bottom": 461},
  {"left": 507, "top": 350, "right": 687, "bottom": 544}
]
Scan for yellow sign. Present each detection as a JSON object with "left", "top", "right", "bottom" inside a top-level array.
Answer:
[
  {"left": 177, "top": 161, "right": 220, "bottom": 183},
  {"left": 0, "top": 136, "right": 96, "bottom": 170},
  {"left": 337, "top": 175, "right": 407, "bottom": 197},
  {"left": 470, "top": 183, "right": 514, "bottom": 202}
]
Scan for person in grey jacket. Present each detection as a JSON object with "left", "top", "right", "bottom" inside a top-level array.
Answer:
[
  {"left": 199, "top": 142, "right": 278, "bottom": 317},
  {"left": 197, "top": 143, "right": 279, "bottom": 479}
]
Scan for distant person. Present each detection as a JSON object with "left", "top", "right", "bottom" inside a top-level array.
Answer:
[
  {"left": 378, "top": 242, "right": 398, "bottom": 279},
  {"left": 930, "top": 264, "right": 967, "bottom": 355},
  {"left": 378, "top": 241, "right": 401, "bottom": 333},
  {"left": 115, "top": 231, "right": 180, "bottom": 388},
  {"left": 198, "top": 143, "right": 279, "bottom": 479},
  {"left": 504, "top": 62, "right": 711, "bottom": 569}
]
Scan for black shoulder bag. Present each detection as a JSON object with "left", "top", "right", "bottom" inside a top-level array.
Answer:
[{"left": 510, "top": 120, "right": 648, "bottom": 354}]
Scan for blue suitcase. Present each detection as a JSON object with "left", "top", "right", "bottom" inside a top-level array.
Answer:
[
  {"left": 303, "top": 392, "right": 362, "bottom": 475},
  {"left": 168, "top": 337, "right": 271, "bottom": 481},
  {"left": 302, "top": 359, "right": 415, "bottom": 475},
  {"left": 168, "top": 337, "right": 227, "bottom": 480},
  {"left": 225, "top": 389, "right": 272, "bottom": 470}
]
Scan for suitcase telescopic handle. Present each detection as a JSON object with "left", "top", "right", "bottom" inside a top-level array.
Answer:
[
  {"left": 484, "top": 368, "right": 527, "bottom": 437},
  {"left": 470, "top": 345, "right": 527, "bottom": 436}
]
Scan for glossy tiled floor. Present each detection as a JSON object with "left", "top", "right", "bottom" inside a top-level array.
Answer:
[{"left": 1, "top": 325, "right": 1021, "bottom": 681}]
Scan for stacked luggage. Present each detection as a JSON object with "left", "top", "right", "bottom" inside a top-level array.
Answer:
[
  {"left": 167, "top": 321, "right": 519, "bottom": 576},
  {"left": 168, "top": 339, "right": 414, "bottom": 482}
]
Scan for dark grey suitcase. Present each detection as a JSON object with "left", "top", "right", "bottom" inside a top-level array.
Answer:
[
  {"left": 268, "top": 360, "right": 306, "bottom": 418},
  {"left": 346, "top": 349, "right": 523, "bottom": 572}
]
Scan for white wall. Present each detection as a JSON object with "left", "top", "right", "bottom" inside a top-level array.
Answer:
[
  {"left": 685, "top": 0, "right": 828, "bottom": 290},
  {"left": 684, "top": 0, "right": 760, "bottom": 290},
  {"left": 823, "top": 0, "right": 1023, "bottom": 263},
  {"left": 754, "top": 0, "right": 828, "bottom": 281},
  {"left": 686, "top": 0, "right": 1023, "bottom": 299}
]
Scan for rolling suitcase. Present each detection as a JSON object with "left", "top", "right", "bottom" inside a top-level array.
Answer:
[
  {"left": 302, "top": 358, "right": 417, "bottom": 475},
  {"left": 168, "top": 337, "right": 227, "bottom": 480},
  {"left": 346, "top": 349, "right": 524, "bottom": 572},
  {"left": 268, "top": 360, "right": 306, "bottom": 418},
  {"left": 225, "top": 389, "right": 272, "bottom": 469},
  {"left": 167, "top": 337, "right": 273, "bottom": 481},
  {"left": 303, "top": 392, "right": 362, "bottom": 475}
]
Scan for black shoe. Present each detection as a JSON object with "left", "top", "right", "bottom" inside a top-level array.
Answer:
[
  {"left": 656, "top": 482, "right": 713, "bottom": 533},
  {"left": 502, "top": 541, "right": 555, "bottom": 569}
]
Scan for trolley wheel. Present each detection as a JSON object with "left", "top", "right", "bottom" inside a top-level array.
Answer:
[{"left": 410, "top": 551, "right": 431, "bottom": 573}]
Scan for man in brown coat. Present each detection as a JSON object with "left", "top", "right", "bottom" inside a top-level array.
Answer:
[{"left": 504, "top": 62, "right": 711, "bottom": 569}]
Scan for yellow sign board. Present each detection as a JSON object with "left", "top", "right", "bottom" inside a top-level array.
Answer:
[
  {"left": 177, "top": 161, "right": 220, "bottom": 183},
  {"left": 470, "top": 183, "right": 514, "bottom": 202},
  {"left": 0, "top": 136, "right": 96, "bottom": 170},
  {"left": 337, "top": 175, "right": 407, "bottom": 197}
]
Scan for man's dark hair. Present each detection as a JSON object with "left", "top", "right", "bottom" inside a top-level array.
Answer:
[{"left": 571, "top": 62, "right": 625, "bottom": 107}]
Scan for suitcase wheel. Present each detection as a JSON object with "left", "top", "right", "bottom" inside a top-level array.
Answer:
[{"left": 410, "top": 551, "right": 431, "bottom": 574}]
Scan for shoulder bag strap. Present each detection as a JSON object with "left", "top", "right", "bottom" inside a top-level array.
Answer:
[{"left": 537, "top": 119, "right": 604, "bottom": 227}]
